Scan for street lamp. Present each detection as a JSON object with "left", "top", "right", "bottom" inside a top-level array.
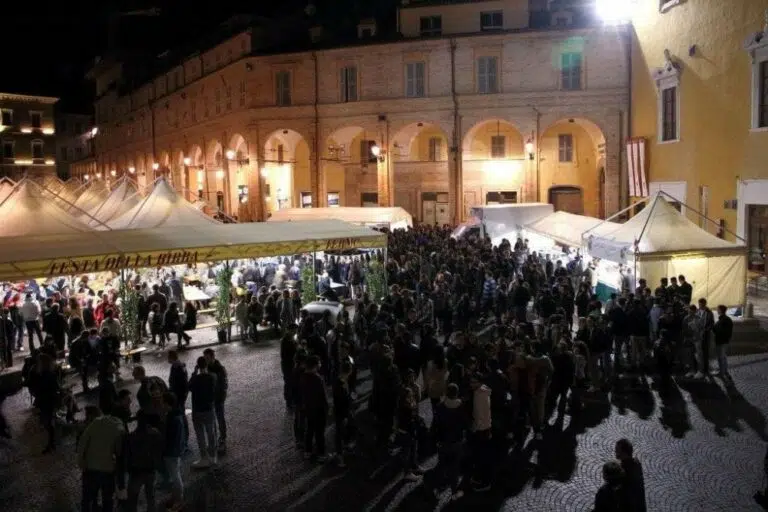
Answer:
[
  {"left": 525, "top": 138, "right": 535, "bottom": 161},
  {"left": 595, "top": 0, "right": 634, "bottom": 24},
  {"left": 226, "top": 149, "right": 250, "bottom": 165}
]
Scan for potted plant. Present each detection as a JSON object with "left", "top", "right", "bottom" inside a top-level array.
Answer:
[
  {"left": 215, "top": 263, "right": 234, "bottom": 343},
  {"left": 118, "top": 279, "right": 141, "bottom": 350},
  {"left": 301, "top": 263, "right": 316, "bottom": 306},
  {"left": 366, "top": 259, "right": 387, "bottom": 303}
]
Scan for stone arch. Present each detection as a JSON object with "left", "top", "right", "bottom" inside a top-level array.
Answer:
[
  {"left": 461, "top": 119, "right": 528, "bottom": 216},
  {"left": 539, "top": 117, "right": 607, "bottom": 218},
  {"left": 390, "top": 121, "right": 452, "bottom": 223},
  {"left": 263, "top": 128, "right": 311, "bottom": 212}
]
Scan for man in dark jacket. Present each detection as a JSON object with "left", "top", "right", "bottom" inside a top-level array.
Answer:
[
  {"left": 46, "top": 303, "right": 68, "bottom": 352},
  {"left": 697, "top": 298, "right": 715, "bottom": 376},
  {"left": 677, "top": 275, "right": 693, "bottom": 305},
  {"left": 163, "top": 392, "right": 185, "bottom": 509},
  {"left": 628, "top": 299, "right": 650, "bottom": 371},
  {"left": 300, "top": 355, "right": 329, "bottom": 462},
  {"left": 332, "top": 360, "right": 354, "bottom": 467},
  {"left": 167, "top": 350, "right": 190, "bottom": 449},
  {"left": 713, "top": 305, "right": 733, "bottom": 381},
  {"left": 125, "top": 412, "right": 164, "bottom": 512},
  {"left": 189, "top": 357, "right": 218, "bottom": 468},
  {"left": 609, "top": 298, "right": 630, "bottom": 371},
  {"left": 615, "top": 438, "right": 647, "bottom": 512},
  {"left": 431, "top": 383, "right": 467, "bottom": 500},
  {"left": 203, "top": 348, "right": 228, "bottom": 453}
]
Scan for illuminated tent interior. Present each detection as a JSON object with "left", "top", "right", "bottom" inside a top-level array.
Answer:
[
  {"left": 524, "top": 211, "right": 620, "bottom": 249},
  {"left": 268, "top": 206, "right": 413, "bottom": 230},
  {"left": 585, "top": 193, "right": 747, "bottom": 306},
  {"left": 69, "top": 180, "right": 111, "bottom": 216}
]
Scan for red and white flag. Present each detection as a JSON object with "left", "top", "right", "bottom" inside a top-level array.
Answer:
[{"left": 626, "top": 137, "right": 648, "bottom": 197}]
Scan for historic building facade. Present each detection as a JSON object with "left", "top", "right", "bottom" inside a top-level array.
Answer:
[
  {"left": 77, "top": 0, "right": 630, "bottom": 223},
  {"left": 631, "top": 0, "right": 768, "bottom": 269},
  {"left": 55, "top": 113, "right": 94, "bottom": 179},
  {"left": 0, "top": 92, "right": 58, "bottom": 181}
]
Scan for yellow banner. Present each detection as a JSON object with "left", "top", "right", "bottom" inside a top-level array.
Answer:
[{"left": 0, "top": 234, "right": 386, "bottom": 282}]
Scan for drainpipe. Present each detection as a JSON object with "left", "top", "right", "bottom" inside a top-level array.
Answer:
[
  {"left": 536, "top": 109, "right": 541, "bottom": 202},
  {"left": 386, "top": 117, "right": 392, "bottom": 206},
  {"left": 450, "top": 38, "right": 460, "bottom": 224},
  {"left": 626, "top": 25, "right": 633, "bottom": 210},
  {"left": 150, "top": 101, "right": 156, "bottom": 169},
  {"left": 313, "top": 51, "right": 321, "bottom": 207}
]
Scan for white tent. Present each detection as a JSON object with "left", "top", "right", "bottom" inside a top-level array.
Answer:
[
  {"left": 0, "top": 180, "right": 94, "bottom": 237},
  {"left": 0, "top": 177, "right": 15, "bottom": 204},
  {"left": 69, "top": 180, "right": 110, "bottom": 216},
  {"left": 524, "top": 211, "right": 620, "bottom": 249},
  {"left": 43, "top": 178, "right": 85, "bottom": 211},
  {"left": 106, "top": 177, "right": 220, "bottom": 230},
  {"left": 585, "top": 193, "right": 747, "bottom": 306},
  {"left": 87, "top": 178, "right": 142, "bottom": 227},
  {"left": 268, "top": 206, "right": 413, "bottom": 230}
]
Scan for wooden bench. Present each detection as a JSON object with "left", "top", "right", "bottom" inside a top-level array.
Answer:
[{"left": 120, "top": 346, "right": 148, "bottom": 365}]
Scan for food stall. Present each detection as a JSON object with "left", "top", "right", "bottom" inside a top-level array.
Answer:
[
  {"left": 268, "top": 206, "right": 412, "bottom": 230},
  {"left": 584, "top": 193, "right": 748, "bottom": 306}
]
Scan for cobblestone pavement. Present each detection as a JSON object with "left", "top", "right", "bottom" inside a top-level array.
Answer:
[{"left": 1, "top": 337, "right": 767, "bottom": 512}]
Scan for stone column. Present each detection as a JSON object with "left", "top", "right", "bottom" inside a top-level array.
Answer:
[
  {"left": 247, "top": 128, "right": 264, "bottom": 221},
  {"left": 602, "top": 114, "right": 623, "bottom": 217},
  {"left": 309, "top": 133, "right": 321, "bottom": 207}
]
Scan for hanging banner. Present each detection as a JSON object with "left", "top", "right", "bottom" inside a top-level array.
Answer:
[
  {"left": 586, "top": 235, "right": 632, "bottom": 264},
  {"left": 626, "top": 137, "right": 649, "bottom": 197}
]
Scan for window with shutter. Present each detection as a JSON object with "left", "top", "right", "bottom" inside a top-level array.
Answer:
[
  {"left": 340, "top": 66, "right": 358, "bottom": 102},
  {"left": 490, "top": 135, "right": 505, "bottom": 158},
  {"left": 276, "top": 70, "right": 292, "bottom": 106},
  {"left": 558, "top": 134, "right": 574, "bottom": 162},
  {"left": 405, "top": 62, "right": 425, "bottom": 98},
  {"left": 428, "top": 137, "right": 442, "bottom": 161},
  {"left": 561, "top": 53, "right": 583, "bottom": 90},
  {"left": 477, "top": 57, "right": 498, "bottom": 94}
]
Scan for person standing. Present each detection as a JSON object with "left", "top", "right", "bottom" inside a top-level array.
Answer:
[
  {"left": 469, "top": 372, "right": 492, "bottom": 492},
  {"left": 189, "top": 356, "right": 218, "bottom": 468},
  {"left": 20, "top": 293, "right": 43, "bottom": 352},
  {"left": 31, "top": 353, "right": 60, "bottom": 454},
  {"left": 431, "top": 383, "right": 467, "bottom": 501},
  {"left": 203, "top": 348, "right": 228, "bottom": 454},
  {"left": 167, "top": 350, "right": 190, "bottom": 450},
  {"left": 332, "top": 360, "right": 354, "bottom": 468},
  {"left": 280, "top": 326, "right": 298, "bottom": 408},
  {"left": 163, "top": 392, "right": 185, "bottom": 511},
  {"left": 696, "top": 298, "right": 715, "bottom": 377},
  {"left": 300, "top": 355, "right": 329, "bottom": 462},
  {"left": 77, "top": 407, "right": 125, "bottom": 512},
  {"left": 593, "top": 461, "right": 631, "bottom": 512},
  {"left": 713, "top": 305, "right": 733, "bottom": 381},
  {"left": 125, "top": 412, "right": 164, "bottom": 512},
  {"left": 615, "top": 438, "right": 647, "bottom": 512}
]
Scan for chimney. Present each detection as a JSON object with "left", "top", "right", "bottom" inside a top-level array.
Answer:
[
  {"left": 357, "top": 19, "right": 377, "bottom": 39},
  {"left": 309, "top": 25, "right": 324, "bottom": 44}
]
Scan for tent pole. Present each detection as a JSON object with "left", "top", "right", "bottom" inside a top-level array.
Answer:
[
  {"left": 582, "top": 195, "right": 653, "bottom": 240},
  {"left": 28, "top": 180, "right": 113, "bottom": 230},
  {"left": 636, "top": 194, "right": 660, "bottom": 244}
]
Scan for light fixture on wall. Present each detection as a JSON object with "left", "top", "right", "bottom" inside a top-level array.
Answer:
[
  {"left": 370, "top": 143, "right": 386, "bottom": 162},
  {"left": 226, "top": 149, "right": 250, "bottom": 165},
  {"left": 152, "top": 162, "right": 160, "bottom": 171},
  {"left": 110, "top": 169, "right": 117, "bottom": 177},
  {"left": 216, "top": 169, "right": 225, "bottom": 179},
  {"left": 183, "top": 157, "right": 192, "bottom": 166},
  {"left": 96, "top": 172, "right": 103, "bottom": 179},
  {"left": 90, "top": 127, "right": 99, "bottom": 136},
  {"left": 84, "top": 174, "right": 90, "bottom": 181},
  {"left": 128, "top": 166, "right": 136, "bottom": 174},
  {"left": 525, "top": 137, "right": 535, "bottom": 161}
]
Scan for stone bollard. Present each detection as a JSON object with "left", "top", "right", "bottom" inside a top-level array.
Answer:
[{"left": 745, "top": 302, "right": 754, "bottom": 319}]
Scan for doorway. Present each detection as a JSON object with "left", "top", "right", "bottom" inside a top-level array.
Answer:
[
  {"left": 549, "top": 186, "right": 584, "bottom": 215},
  {"left": 485, "top": 191, "right": 517, "bottom": 205},
  {"left": 748, "top": 205, "right": 768, "bottom": 272},
  {"left": 463, "top": 191, "right": 476, "bottom": 221}
]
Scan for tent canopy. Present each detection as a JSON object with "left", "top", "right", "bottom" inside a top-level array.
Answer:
[
  {"left": 43, "top": 178, "right": 85, "bottom": 211},
  {"left": 586, "top": 193, "right": 739, "bottom": 256},
  {"left": 0, "top": 219, "right": 387, "bottom": 281},
  {"left": 69, "top": 180, "right": 110, "bottom": 216},
  {"left": 268, "top": 207, "right": 413, "bottom": 229},
  {"left": 88, "top": 178, "right": 142, "bottom": 227},
  {"left": 0, "top": 177, "right": 15, "bottom": 204},
  {"left": 525, "top": 211, "right": 620, "bottom": 249},
  {"left": 106, "top": 177, "right": 219, "bottom": 230},
  {"left": 585, "top": 193, "right": 747, "bottom": 306},
  {"left": 0, "top": 180, "right": 94, "bottom": 237}
]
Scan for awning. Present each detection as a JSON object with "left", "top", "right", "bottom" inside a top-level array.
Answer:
[
  {"left": 525, "top": 211, "right": 620, "bottom": 248},
  {"left": 0, "top": 219, "right": 387, "bottom": 281},
  {"left": 268, "top": 206, "right": 413, "bottom": 228}
]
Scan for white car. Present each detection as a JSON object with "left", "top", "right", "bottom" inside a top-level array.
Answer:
[{"left": 301, "top": 300, "right": 344, "bottom": 326}]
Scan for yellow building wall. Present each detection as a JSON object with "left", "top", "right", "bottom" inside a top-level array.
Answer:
[
  {"left": 539, "top": 122, "right": 600, "bottom": 217},
  {"left": 631, "top": 0, "right": 768, "bottom": 239},
  {"left": 293, "top": 140, "right": 311, "bottom": 205},
  {"left": 411, "top": 127, "right": 448, "bottom": 161},
  {"left": 324, "top": 162, "right": 346, "bottom": 205},
  {"left": 467, "top": 122, "right": 524, "bottom": 159}
]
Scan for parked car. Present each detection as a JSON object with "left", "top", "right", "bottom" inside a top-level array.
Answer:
[{"left": 301, "top": 300, "right": 344, "bottom": 327}]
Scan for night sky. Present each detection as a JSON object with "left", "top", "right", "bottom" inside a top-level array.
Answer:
[{"left": 1, "top": 0, "right": 396, "bottom": 113}]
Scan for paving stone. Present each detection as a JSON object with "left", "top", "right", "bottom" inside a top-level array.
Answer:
[{"left": 0, "top": 339, "right": 767, "bottom": 511}]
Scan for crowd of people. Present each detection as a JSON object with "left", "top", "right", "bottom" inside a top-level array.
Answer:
[{"left": 0, "top": 221, "right": 751, "bottom": 511}]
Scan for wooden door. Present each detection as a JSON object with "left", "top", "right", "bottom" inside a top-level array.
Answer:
[{"left": 549, "top": 186, "right": 584, "bottom": 215}]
